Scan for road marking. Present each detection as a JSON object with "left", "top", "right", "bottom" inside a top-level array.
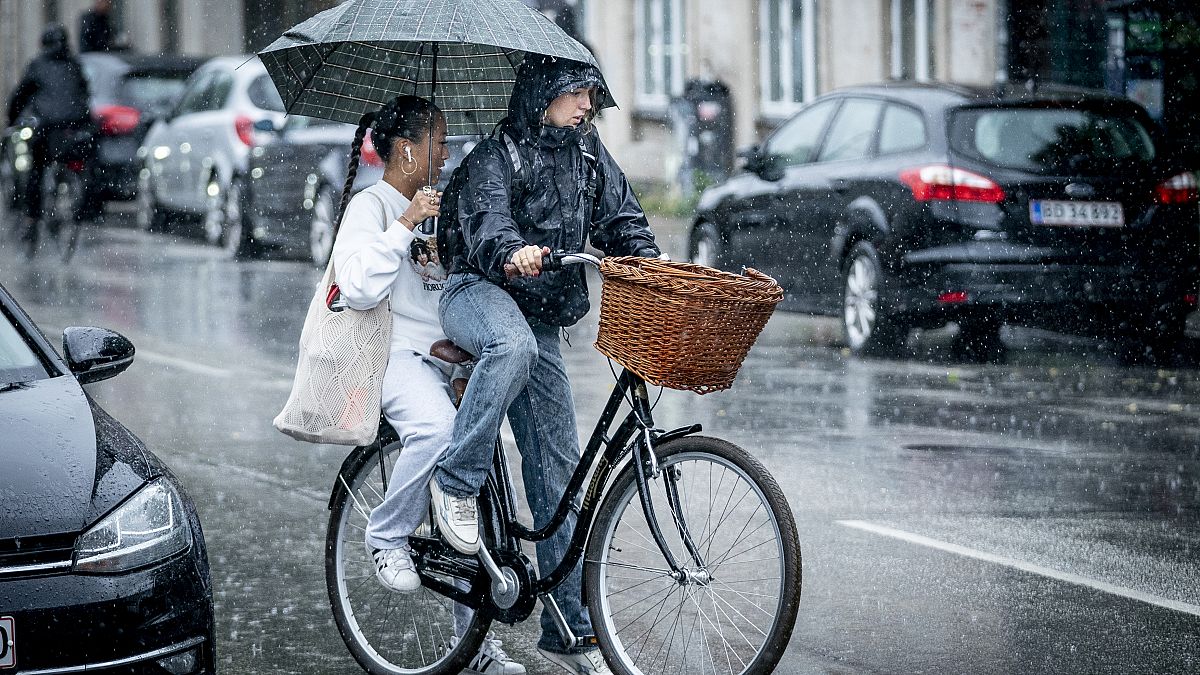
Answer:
[
  {"left": 138, "top": 349, "right": 232, "bottom": 378},
  {"left": 836, "top": 519, "right": 1200, "bottom": 618}
]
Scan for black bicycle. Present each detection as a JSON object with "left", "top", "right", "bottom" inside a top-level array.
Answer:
[
  {"left": 325, "top": 253, "right": 801, "bottom": 675},
  {"left": 17, "top": 125, "right": 94, "bottom": 261}
]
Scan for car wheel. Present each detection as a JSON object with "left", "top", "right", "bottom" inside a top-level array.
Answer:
[
  {"left": 842, "top": 241, "right": 906, "bottom": 356},
  {"left": 219, "top": 177, "right": 255, "bottom": 258},
  {"left": 688, "top": 221, "right": 723, "bottom": 269},
  {"left": 309, "top": 183, "right": 336, "bottom": 266},
  {"left": 135, "top": 170, "right": 166, "bottom": 232},
  {"left": 1117, "top": 312, "right": 1189, "bottom": 366},
  {"left": 953, "top": 316, "right": 1006, "bottom": 363},
  {"left": 202, "top": 175, "right": 227, "bottom": 246}
]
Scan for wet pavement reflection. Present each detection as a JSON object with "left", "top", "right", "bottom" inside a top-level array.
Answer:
[{"left": 1, "top": 212, "right": 1197, "bottom": 674}]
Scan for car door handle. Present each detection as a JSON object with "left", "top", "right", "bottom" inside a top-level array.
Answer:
[{"left": 831, "top": 179, "right": 850, "bottom": 193}]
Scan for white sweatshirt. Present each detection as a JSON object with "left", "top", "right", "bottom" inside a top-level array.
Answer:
[{"left": 331, "top": 181, "right": 449, "bottom": 357}]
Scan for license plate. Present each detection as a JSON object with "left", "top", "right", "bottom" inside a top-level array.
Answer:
[
  {"left": 1029, "top": 200, "right": 1124, "bottom": 227},
  {"left": 0, "top": 616, "right": 14, "bottom": 669}
]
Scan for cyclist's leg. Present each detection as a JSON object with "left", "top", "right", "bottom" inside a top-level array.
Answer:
[
  {"left": 22, "top": 129, "right": 49, "bottom": 227},
  {"left": 433, "top": 272, "right": 537, "bottom": 497},
  {"left": 366, "top": 349, "right": 457, "bottom": 551},
  {"left": 506, "top": 323, "right": 593, "bottom": 654}
]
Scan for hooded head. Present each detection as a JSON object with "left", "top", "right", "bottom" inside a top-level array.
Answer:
[
  {"left": 41, "top": 23, "right": 70, "bottom": 59},
  {"left": 506, "top": 55, "right": 611, "bottom": 142}
]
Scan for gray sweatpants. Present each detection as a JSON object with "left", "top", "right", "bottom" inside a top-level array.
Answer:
[
  {"left": 365, "top": 348, "right": 473, "bottom": 633},
  {"left": 366, "top": 348, "right": 457, "bottom": 551}
]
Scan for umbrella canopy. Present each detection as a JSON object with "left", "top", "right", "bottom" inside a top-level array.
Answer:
[{"left": 257, "top": 0, "right": 611, "bottom": 135}]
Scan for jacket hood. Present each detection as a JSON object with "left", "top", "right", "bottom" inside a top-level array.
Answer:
[
  {"left": 506, "top": 55, "right": 613, "bottom": 142},
  {"left": 40, "top": 23, "right": 71, "bottom": 59}
]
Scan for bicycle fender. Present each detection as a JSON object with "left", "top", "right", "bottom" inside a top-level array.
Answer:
[{"left": 653, "top": 424, "right": 702, "bottom": 447}]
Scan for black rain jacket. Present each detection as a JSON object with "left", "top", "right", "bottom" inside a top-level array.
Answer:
[
  {"left": 449, "top": 56, "right": 660, "bottom": 327},
  {"left": 6, "top": 41, "right": 90, "bottom": 128}
]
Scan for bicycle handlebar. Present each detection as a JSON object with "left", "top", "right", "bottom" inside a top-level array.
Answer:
[{"left": 542, "top": 251, "right": 601, "bottom": 271}]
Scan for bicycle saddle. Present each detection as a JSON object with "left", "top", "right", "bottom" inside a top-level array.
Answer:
[{"left": 430, "top": 339, "right": 473, "bottom": 364}]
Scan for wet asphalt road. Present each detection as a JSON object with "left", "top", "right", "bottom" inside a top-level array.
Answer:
[{"left": 2, "top": 206, "right": 1198, "bottom": 674}]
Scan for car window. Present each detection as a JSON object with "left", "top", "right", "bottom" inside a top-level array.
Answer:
[
  {"left": 950, "top": 106, "right": 1156, "bottom": 174},
  {"left": 764, "top": 99, "right": 838, "bottom": 167},
  {"left": 0, "top": 308, "right": 48, "bottom": 385},
  {"left": 173, "top": 70, "right": 214, "bottom": 116},
  {"left": 878, "top": 104, "right": 927, "bottom": 155},
  {"left": 248, "top": 75, "right": 286, "bottom": 113},
  {"left": 118, "top": 74, "right": 191, "bottom": 113},
  {"left": 817, "top": 98, "right": 884, "bottom": 163},
  {"left": 207, "top": 71, "right": 235, "bottom": 111}
]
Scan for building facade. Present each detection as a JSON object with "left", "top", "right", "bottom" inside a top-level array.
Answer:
[{"left": 3, "top": 0, "right": 1194, "bottom": 183}]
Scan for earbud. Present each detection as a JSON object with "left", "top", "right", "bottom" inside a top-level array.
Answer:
[{"left": 405, "top": 147, "right": 414, "bottom": 162}]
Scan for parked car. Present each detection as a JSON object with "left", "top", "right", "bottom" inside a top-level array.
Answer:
[
  {"left": 136, "top": 55, "right": 285, "bottom": 251},
  {"left": 242, "top": 115, "right": 475, "bottom": 262},
  {"left": 0, "top": 52, "right": 202, "bottom": 211},
  {"left": 691, "top": 82, "right": 1199, "bottom": 361},
  {"left": 0, "top": 282, "right": 215, "bottom": 673}
]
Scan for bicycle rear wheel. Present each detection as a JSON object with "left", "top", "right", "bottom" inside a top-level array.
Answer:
[
  {"left": 584, "top": 435, "right": 801, "bottom": 675},
  {"left": 326, "top": 440, "right": 490, "bottom": 675},
  {"left": 41, "top": 165, "right": 83, "bottom": 261}
]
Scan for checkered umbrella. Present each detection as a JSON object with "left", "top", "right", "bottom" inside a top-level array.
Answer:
[{"left": 256, "top": 0, "right": 609, "bottom": 135}]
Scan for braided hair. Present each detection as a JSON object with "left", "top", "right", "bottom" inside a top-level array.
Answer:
[{"left": 335, "top": 95, "right": 442, "bottom": 230}]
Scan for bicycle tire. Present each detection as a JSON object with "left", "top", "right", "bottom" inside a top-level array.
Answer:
[
  {"left": 325, "top": 440, "right": 490, "bottom": 675},
  {"left": 584, "top": 435, "right": 801, "bottom": 675}
]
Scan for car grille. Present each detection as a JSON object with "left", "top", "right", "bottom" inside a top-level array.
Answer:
[{"left": 0, "top": 533, "right": 75, "bottom": 578}]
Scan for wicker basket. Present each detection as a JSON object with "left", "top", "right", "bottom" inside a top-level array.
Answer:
[{"left": 594, "top": 257, "right": 783, "bottom": 394}]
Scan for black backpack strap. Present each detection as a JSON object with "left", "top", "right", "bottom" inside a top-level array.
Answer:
[{"left": 579, "top": 133, "right": 601, "bottom": 213}]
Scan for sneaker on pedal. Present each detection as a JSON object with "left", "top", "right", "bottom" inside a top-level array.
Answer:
[
  {"left": 452, "top": 634, "right": 527, "bottom": 675},
  {"left": 430, "top": 479, "right": 480, "bottom": 554},
  {"left": 536, "top": 647, "right": 612, "bottom": 675},
  {"left": 371, "top": 547, "right": 420, "bottom": 593}
]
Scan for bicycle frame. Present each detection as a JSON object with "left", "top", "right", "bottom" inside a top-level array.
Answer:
[{"left": 484, "top": 367, "right": 705, "bottom": 595}]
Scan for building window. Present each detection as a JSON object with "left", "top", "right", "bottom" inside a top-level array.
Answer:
[
  {"left": 759, "top": 0, "right": 817, "bottom": 118},
  {"left": 635, "top": 0, "right": 686, "bottom": 111},
  {"left": 891, "top": 0, "right": 934, "bottom": 81}
]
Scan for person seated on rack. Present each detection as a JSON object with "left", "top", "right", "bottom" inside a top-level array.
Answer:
[{"left": 329, "top": 94, "right": 525, "bottom": 675}]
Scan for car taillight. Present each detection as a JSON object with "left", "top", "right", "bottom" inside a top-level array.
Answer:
[
  {"left": 1155, "top": 172, "right": 1198, "bottom": 204},
  {"left": 93, "top": 104, "right": 140, "bottom": 136},
  {"left": 360, "top": 131, "right": 383, "bottom": 167},
  {"left": 235, "top": 115, "right": 257, "bottom": 147},
  {"left": 899, "top": 165, "right": 1006, "bottom": 203},
  {"left": 938, "top": 291, "right": 969, "bottom": 305}
]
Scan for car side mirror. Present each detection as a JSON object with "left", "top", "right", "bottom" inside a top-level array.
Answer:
[
  {"left": 62, "top": 327, "right": 135, "bottom": 384},
  {"left": 739, "top": 145, "right": 763, "bottom": 172},
  {"left": 253, "top": 118, "right": 279, "bottom": 134}
]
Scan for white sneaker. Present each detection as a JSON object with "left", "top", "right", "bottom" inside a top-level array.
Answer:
[
  {"left": 453, "top": 634, "right": 527, "bottom": 675},
  {"left": 429, "top": 479, "right": 480, "bottom": 554},
  {"left": 371, "top": 547, "right": 420, "bottom": 593},
  {"left": 536, "top": 647, "right": 612, "bottom": 674}
]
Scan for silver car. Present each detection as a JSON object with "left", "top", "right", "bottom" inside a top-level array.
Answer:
[{"left": 136, "top": 56, "right": 285, "bottom": 253}]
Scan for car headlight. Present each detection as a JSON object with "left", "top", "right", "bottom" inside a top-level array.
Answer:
[{"left": 74, "top": 478, "right": 192, "bottom": 573}]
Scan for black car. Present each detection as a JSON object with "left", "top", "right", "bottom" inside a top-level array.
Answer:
[
  {"left": 692, "top": 82, "right": 1199, "bottom": 361},
  {"left": 242, "top": 115, "right": 475, "bottom": 262},
  {"left": 0, "top": 283, "right": 215, "bottom": 673},
  {"left": 0, "top": 52, "right": 202, "bottom": 210}
]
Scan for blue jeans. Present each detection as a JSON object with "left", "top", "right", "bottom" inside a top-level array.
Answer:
[{"left": 434, "top": 272, "right": 592, "bottom": 654}]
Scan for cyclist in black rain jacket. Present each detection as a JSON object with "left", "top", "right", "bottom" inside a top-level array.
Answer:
[
  {"left": 430, "top": 55, "right": 658, "bottom": 674},
  {"left": 445, "top": 55, "right": 660, "bottom": 326}
]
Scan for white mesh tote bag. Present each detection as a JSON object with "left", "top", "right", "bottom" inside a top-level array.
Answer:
[{"left": 273, "top": 260, "right": 391, "bottom": 445}]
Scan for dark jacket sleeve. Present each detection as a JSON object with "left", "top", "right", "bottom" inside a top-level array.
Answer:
[
  {"left": 458, "top": 140, "right": 529, "bottom": 282},
  {"left": 6, "top": 66, "right": 37, "bottom": 127},
  {"left": 588, "top": 139, "right": 660, "bottom": 258}
]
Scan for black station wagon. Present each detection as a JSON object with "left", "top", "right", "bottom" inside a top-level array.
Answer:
[{"left": 691, "top": 82, "right": 1199, "bottom": 361}]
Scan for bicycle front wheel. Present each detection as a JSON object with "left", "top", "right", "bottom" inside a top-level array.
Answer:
[
  {"left": 584, "top": 435, "right": 801, "bottom": 675},
  {"left": 326, "top": 441, "right": 490, "bottom": 675}
]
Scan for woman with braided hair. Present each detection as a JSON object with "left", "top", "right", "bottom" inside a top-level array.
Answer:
[{"left": 329, "top": 94, "right": 526, "bottom": 675}]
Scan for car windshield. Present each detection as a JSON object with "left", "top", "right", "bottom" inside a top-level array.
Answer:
[
  {"left": 0, "top": 308, "right": 48, "bottom": 386},
  {"left": 950, "top": 106, "right": 1156, "bottom": 175},
  {"left": 118, "top": 74, "right": 192, "bottom": 113}
]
